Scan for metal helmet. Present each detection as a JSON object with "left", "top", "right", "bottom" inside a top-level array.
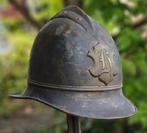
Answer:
[{"left": 10, "top": 5, "right": 137, "bottom": 119}]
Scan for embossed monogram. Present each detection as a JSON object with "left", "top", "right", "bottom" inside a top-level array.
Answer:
[{"left": 88, "top": 43, "right": 117, "bottom": 85}]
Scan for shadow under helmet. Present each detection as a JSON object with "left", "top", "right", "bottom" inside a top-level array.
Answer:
[{"left": 10, "top": 5, "right": 137, "bottom": 119}]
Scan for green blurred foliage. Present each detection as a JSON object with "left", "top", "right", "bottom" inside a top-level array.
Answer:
[
  {"left": 31, "top": 0, "right": 62, "bottom": 21},
  {"left": 0, "top": 0, "right": 147, "bottom": 133}
]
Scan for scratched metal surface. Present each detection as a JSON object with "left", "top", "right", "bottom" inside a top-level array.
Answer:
[{"left": 10, "top": 5, "right": 137, "bottom": 119}]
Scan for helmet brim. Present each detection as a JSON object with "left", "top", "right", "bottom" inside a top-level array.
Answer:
[{"left": 9, "top": 84, "right": 137, "bottom": 119}]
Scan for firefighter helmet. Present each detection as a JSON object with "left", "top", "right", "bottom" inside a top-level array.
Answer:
[{"left": 10, "top": 5, "right": 137, "bottom": 119}]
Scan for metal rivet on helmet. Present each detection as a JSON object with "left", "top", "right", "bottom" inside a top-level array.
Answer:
[{"left": 10, "top": 5, "right": 137, "bottom": 119}]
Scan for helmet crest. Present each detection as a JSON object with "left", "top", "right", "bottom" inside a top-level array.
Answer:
[{"left": 52, "top": 5, "right": 94, "bottom": 32}]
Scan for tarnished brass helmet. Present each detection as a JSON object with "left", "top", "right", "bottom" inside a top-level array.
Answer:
[{"left": 10, "top": 5, "right": 136, "bottom": 119}]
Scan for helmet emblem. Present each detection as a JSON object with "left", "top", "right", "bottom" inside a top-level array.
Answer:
[{"left": 88, "top": 43, "right": 117, "bottom": 85}]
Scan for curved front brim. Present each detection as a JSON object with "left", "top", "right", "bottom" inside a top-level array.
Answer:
[{"left": 9, "top": 84, "right": 137, "bottom": 119}]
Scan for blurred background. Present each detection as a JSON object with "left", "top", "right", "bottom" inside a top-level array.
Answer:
[{"left": 0, "top": 0, "right": 146, "bottom": 133}]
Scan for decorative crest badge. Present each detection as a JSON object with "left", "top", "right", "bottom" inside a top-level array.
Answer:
[{"left": 88, "top": 43, "right": 117, "bottom": 85}]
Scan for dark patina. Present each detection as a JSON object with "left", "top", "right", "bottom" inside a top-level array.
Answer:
[{"left": 10, "top": 5, "right": 136, "bottom": 120}]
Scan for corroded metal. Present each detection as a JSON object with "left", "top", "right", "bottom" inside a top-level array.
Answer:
[
  {"left": 87, "top": 43, "right": 117, "bottom": 85},
  {"left": 10, "top": 5, "right": 137, "bottom": 119}
]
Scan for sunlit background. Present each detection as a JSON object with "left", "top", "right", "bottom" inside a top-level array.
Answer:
[{"left": 0, "top": 0, "right": 147, "bottom": 133}]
